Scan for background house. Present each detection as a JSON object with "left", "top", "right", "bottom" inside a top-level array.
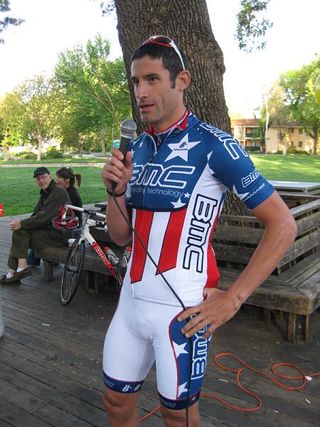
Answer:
[{"left": 231, "top": 118, "right": 314, "bottom": 154}]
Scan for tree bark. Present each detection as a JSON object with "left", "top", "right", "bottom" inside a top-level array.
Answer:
[
  {"left": 113, "top": 0, "right": 247, "bottom": 215},
  {"left": 36, "top": 134, "right": 42, "bottom": 161},
  {"left": 114, "top": 0, "right": 230, "bottom": 133},
  {"left": 100, "top": 128, "right": 107, "bottom": 156}
]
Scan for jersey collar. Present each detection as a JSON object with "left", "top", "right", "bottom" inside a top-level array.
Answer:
[{"left": 145, "top": 110, "right": 192, "bottom": 137}]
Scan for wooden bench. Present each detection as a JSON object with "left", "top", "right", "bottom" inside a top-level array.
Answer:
[
  {"left": 218, "top": 253, "right": 320, "bottom": 343},
  {"left": 213, "top": 195, "right": 320, "bottom": 343},
  {"left": 37, "top": 194, "right": 320, "bottom": 343},
  {"left": 36, "top": 230, "right": 121, "bottom": 295}
]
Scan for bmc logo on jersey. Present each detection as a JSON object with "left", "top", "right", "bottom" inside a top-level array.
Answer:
[
  {"left": 241, "top": 170, "right": 260, "bottom": 188},
  {"left": 131, "top": 163, "right": 195, "bottom": 189},
  {"left": 199, "top": 123, "right": 248, "bottom": 160},
  {"left": 183, "top": 194, "right": 218, "bottom": 272}
]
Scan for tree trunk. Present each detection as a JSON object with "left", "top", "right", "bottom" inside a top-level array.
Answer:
[
  {"left": 114, "top": 0, "right": 230, "bottom": 133},
  {"left": 100, "top": 128, "right": 107, "bottom": 156},
  {"left": 313, "top": 127, "right": 318, "bottom": 154},
  {"left": 36, "top": 135, "right": 42, "bottom": 161},
  {"left": 114, "top": 0, "right": 245, "bottom": 215}
]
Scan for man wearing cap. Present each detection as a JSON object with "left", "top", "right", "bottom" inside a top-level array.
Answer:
[{"left": 0, "top": 167, "right": 71, "bottom": 285}]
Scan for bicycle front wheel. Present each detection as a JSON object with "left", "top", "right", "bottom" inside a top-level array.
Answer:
[{"left": 60, "top": 239, "right": 85, "bottom": 305}]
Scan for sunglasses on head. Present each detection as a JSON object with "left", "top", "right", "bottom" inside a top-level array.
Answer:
[{"left": 142, "top": 35, "right": 186, "bottom": 70}]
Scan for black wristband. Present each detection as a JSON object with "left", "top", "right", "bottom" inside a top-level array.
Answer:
[{"left": 106, "top": 187, "right": 127, "bottom": 197}]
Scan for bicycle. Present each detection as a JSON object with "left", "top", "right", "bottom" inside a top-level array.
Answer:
[{"left": 56, "top": 204, "right": 130, "bottom": 305}]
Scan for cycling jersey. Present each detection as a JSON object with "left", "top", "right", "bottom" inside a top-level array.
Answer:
[
  {"left": 103, "top": 112, "right": 274, "bottom": 408},
  {"left": 123, "top": 112, "right": 274, "bottom": 307}
]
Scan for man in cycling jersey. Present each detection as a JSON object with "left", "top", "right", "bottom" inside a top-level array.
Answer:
[{"left": 101, "top": 36, "right": 297, "bottom": 427}]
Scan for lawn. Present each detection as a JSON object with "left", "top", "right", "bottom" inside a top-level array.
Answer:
[
  {"left": 0, "top": 154, "right": 319, "bottom": 216},
  {"left": 0, "top": 157, "right": 108, "bottom": 164},
  {"left": 251, "top": 154, "right": 320, "bottom": 181},
  {"left": 0, "top": 165, "right": 107, "bottom": 216}
]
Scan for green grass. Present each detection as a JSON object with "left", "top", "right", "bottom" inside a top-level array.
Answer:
[
  {"left": 0, "top": 157, "right": 108, "bottom": 164},
  {"left": 251, "top": 154, "right": 320, "bottom": 181},
  {"left": 0, "top": 165, "right": 107, "bottom": 216},
  {"left": 0, "top": 154, "right": 319, "bottom": 216}
]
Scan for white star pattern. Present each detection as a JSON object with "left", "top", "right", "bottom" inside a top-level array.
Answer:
[
  {"left": 171, "top": 198, "right": 185, "bottom": 209},
  {"left": 232, "top": 185, "right": 249, "bottom": 201},
  {"left": 178, "top": 381, "right": 189, "bottom": 397},
  {"left": 173, "top": 341, "right": 189, "bottom": 358},
  {"left": 184, "top": 192, "right": 191, "bottom": 199},
  {"left": 165, "top": 134, "right": 201, "bottom": 162}
]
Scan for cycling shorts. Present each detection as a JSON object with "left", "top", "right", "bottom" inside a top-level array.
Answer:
[{"left": 103, "top": 286, "right": 212, "bottom": 410}]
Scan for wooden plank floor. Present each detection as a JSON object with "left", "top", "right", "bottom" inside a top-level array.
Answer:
[{"left": 0, "top": 213, "right": 320, "bottom": 427}]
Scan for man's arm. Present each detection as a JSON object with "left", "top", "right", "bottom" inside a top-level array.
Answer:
[
  {"left": 21, "top": 186, "right": 70, "bottom": 230},
  {"left": 101, "top": 148, "right": 133, "bottom": 246},
  {"left": 178, "top": 191, "right": 297, "bottom": 338}
]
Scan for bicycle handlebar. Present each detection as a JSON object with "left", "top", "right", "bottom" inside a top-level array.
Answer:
[{"left": 65, "top": 204, "right": 106, "bottom": 220}]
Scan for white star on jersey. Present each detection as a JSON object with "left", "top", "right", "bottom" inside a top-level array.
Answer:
[
  {"left": 173, "top": 341, "right": 189, "bottom": 358},
  {"left": 178, "top": 381, "right": 189, "bottom": 397},
  {"left": 171, "top": 198, "right": 185, "bottom": 208},
  {"left": 232, "top": 185, "right": 250, "bottom": 201},
  {"left": 165, "top": 134, "right": 201, "bottom": 162}
]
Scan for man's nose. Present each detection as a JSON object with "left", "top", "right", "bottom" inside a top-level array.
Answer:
[{"left": 135, "top": 82, "right": 148, "bottom": 99}]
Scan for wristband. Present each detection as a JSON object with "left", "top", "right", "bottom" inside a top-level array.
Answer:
[{"left": 106, "top": 187, "right": 127, "bottom": 197}]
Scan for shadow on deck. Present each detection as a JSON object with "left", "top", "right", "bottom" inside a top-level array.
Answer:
[{"left": 0, "top": 214, "right": 319, "bottom": 427}]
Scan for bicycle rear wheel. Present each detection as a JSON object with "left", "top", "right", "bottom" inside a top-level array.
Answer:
[{"left": 60, "top": 239, "right": 85, "bottom": 305}]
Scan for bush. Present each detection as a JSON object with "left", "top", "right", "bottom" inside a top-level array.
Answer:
[
  {"left": 44, "top": 147, "right": 64, "bottom": 159},
  {"left": 17, "top": 151, "right": 37, "bottom": 160},
  {"left": 286, "top": 147, "right": 310, "bottom": 155}
]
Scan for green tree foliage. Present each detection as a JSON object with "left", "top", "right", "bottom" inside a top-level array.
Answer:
[
  {"left": 100, "top": 0, "right": 273, "bottom": 52},
  {"left": 266, "top": 82, "right": 291, "bottom": 153},
  {"left": 280, "top": 56, "right": 320, "bottom": 154},
  {"left": 0, "top": 0, "right": 24, "bottom": 43},
  {"left": 236, "top": 0, "right": 272, "bottom": 52},
  {"left": 0, "top": 76, "right": 60, "bottom": 159},
  {"left": 0, "top": 90, "right": 25, "bottom": 147},
  {"left": 54, "top": 34, "right": 131, "bottom": 154}
]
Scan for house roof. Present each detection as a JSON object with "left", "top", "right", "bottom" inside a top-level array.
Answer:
[{"left": 231, "top": 118, "right": 258, "bottom": 127}]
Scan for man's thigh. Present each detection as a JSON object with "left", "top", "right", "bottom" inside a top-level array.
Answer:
[
  {"left": 153, "top": 307, "right": 212, "bottom": 410},
  {"left": 103, "top": 288, "right": 155, "bottom": 392},
  {"left": 30, "top": 229, "right": 66, "bottom": 249}
]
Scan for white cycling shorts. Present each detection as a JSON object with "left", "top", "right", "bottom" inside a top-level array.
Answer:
[{"left": 103, "top": 286, "right": 212, "bottom": 409}]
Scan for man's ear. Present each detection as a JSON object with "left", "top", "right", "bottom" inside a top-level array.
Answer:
[{"left": 176, "top": 70, "right": 191, "bottom": 91}]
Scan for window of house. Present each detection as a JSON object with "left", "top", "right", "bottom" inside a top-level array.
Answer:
[
  {"left": 298, "top": 129, "right": 303, "bottom": 134},
  {"left": 290, "top": 141, "right": 295, "bottom": 147},
  {"left": 298, "top": 141, "right": 303, "bottom": 148},
  {"left": 290, "top": 128, "right": 294, "bottom": 133}
]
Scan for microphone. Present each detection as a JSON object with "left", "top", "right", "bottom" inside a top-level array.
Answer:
[
  {"left": 111, "top": 119, "right": 137, "bottom": 193},
  {"left": 118, "top": 119, "right": 137, "bottom": 158}
]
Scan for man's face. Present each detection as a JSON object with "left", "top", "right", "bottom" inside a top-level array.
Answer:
[
  {"left": 35, "top": 173, "right": 51, "bottom": 190},
  {"left": 131, "top": 56, "right": 184, "bottom": 132}
]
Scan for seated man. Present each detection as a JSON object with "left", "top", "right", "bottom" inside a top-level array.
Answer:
[{"left": 1, "top": 167, "right": 71, "bottom": 285}]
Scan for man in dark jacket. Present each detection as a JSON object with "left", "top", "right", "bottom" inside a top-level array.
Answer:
[{"left": 0, "top": 167, "right": 71, "bottom": 284}]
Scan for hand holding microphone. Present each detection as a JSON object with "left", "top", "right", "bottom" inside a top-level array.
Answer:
[{"left": 102, "top": 119, "right": 137, "bottom": 196}]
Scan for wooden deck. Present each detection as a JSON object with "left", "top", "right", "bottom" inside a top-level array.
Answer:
[{"left": 0, "top": 214, "right": 320, "bottom": 427}]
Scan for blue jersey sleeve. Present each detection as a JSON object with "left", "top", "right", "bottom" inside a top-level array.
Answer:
[{"left": 207, "top": 130, "right": 274, "bottom": 209}]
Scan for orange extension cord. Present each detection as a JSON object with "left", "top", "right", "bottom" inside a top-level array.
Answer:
[{"left": 139, "top": 352, "right": 320, "bottom": 422}]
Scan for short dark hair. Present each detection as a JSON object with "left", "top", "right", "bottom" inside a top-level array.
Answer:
[
  {"left": 56, "top": 167, "right": 81, "bottom": 188},
  {"left": 131, "top": 37, "right": 188, "bottom": 84}
]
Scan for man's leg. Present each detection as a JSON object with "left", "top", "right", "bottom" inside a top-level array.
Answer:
[
  {"left": 102, "top": 388, "right": 140, "bottom": 427},
  {"left": 103, "top": 288, "right": 155, "bottom": 426},
  {"left": 27, "top": 248, "right": 41, "bottom": 267},
  {"left": 152, "top": 307, "right": 212, "bottom": 427},
  {"left": 160, "top": 402, "right": 200, "bottom": 427},
  {"left": 7, "top": 230, "right": 31, "bottom": 271}
]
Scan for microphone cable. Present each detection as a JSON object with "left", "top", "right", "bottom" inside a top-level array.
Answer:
[{"left": 109, "top": 188, "right": 196, "bottom": 427}]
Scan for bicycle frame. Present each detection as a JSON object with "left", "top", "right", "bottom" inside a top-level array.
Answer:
[{"left": 64, "top": 204, "right": 120, "bottom": 278}]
